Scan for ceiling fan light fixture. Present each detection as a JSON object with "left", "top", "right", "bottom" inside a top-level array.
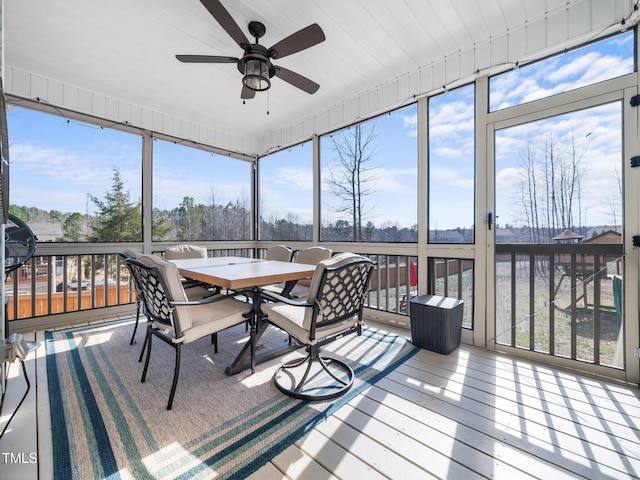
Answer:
[
  {"left": 243, "top": 58, "right": 270, "bottom": 92},
  {"left": 176, "top": 2, "right": 325, "bottom": 98}
]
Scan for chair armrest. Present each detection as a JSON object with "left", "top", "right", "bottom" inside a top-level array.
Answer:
[
  {"left": 170, "top": 294, "right": 233, "bottom": 307},
  {"left": 259, "top": 290, "right": 312, "bottom": 308}
]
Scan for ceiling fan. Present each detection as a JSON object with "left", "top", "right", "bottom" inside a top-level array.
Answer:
[{"left": 176, "top": 0, "right": 325, "bottom": 99}]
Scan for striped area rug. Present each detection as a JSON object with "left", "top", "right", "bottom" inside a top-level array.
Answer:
[{"left": 46, "top": 318, "right": 418, "bottom": 479}]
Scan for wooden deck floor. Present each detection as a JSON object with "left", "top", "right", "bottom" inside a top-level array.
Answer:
[{"left": 1, "top": 322, "right": 639, "bottom": 479}]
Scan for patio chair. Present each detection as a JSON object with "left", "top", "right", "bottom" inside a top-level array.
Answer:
[
  {"left": 127, "top": 254, "right": 251, "bottom": 410},
  {"left": 262, "top": 246, "right": 333, "bottom": 298},
  {"left": 165, "top": 243, "right": 218, "bottom": 293},
  {"left": 259, "top": 252, "right": 376, "bottom": 401},
  {"left": 165, "top": 244, "right": 207, "bottom": 260},
  {"left": 264, "top": 245, "right": 294, "bottom": 262},
  {"left": 120, "top": 249, "right": 213, "bottom": 354}
]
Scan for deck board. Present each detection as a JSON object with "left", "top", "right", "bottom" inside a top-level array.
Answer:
[
  {"left": 331, "top": 401, "right": 488, "bottom": 479},
  {"left": 295, "top": 429, "right": 388, "bottom": 480},
  {"left": 269, "top": 443, "right": 337, "bottom": 480},
  {"left": 313, "top": 414, "right": 440, "bottom": 479}
]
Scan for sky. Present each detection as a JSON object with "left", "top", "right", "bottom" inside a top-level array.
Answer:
[{"left": 6, "top": 31, "right": 633, "bottom": 232}]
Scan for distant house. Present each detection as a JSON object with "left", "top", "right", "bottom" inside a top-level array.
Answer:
[
  {"left": 584, "top": 226, "right": 622, "bottom": 240},
  {"left": 30, "top": 222, "right": 63, "bottom": 242},
  {"left": 583, "top": 230, "right": 622, "bottom": 244}
]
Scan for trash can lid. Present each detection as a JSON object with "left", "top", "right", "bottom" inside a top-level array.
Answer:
[{"left": 410, "top": 294, "right": 463, "bottom": 309}]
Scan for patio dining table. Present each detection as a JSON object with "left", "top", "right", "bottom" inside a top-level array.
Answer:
[{"left": 169, "top": 256, "right": 316, "bottom": 375}]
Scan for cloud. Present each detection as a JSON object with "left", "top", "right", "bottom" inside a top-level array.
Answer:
[
  {"left": 430, "top": 165, "right": 474, "bottom": 189},
  {"left": 401, "top": 114, "right": 418, "bottom": 137},
  {"left": 268, "top": 166, "right": 313, "bottom": 190},
  {"left": 492, "top": 41, "right": 633, "bottom": 110},
  {"left": 370, "top": 166, "right": 417, "bottom": 192},
  {"left": 496, "top": 166, "right": 523, "bottom": 186}
]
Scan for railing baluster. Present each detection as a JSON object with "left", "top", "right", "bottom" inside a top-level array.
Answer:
[
  {"left": 62, "top": 256, "right": 68, "bottom": 313},
  {"left": 47, "top": 255, "right": 53, "bottom": 315},
  {"left": 457, "top": 259, "right": 463, "bottom": 299},
  {"left": 76, "top": 254, "right": 82, "bottom": 311},
  {"left": 510, "top": 252, "right": 516, "bottom": 347},
  {"left": 549, "top": 253, "right": 555, "bottom": 356},
  {"left": 570, "top": 253, "right": 577, "bottom": 360},
  {"left": 91, "top": 254, "right": 97, "bottom": 309},
  {"left": 593, "top": 255, "right": 602, "bottom": 365},
  {"left": 529, "top": 253, "right": 535, "bottom": 351}
]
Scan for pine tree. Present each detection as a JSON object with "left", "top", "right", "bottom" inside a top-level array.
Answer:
[{"left": 89, "top": 168, "right": 141, "bottom": 241}]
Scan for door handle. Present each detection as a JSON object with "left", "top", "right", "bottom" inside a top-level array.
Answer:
[{"left": 488, "top": 212, "right": 493, "bottom": 230}]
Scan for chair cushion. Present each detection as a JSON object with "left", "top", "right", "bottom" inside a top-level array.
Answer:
[
  {"left": 293, "top": 247, "right": 332, "bottom": 287},
  {"left": 165, "top": 244, "right": 207, "bottom": 260},
  {"left": 184, "top": 285, "right": 214, "bottom": 300},
  {"left": 178, "top": 297, "right": 249, "bottom": 344},
  {"left": 265, "top": 302, "right": 358, "bottom": 345},
  {"left": 294, "top": 247, "right": 332, "bottom": 264},
  {"left": 265, "top": 245, "right": 294, "bottom": 262}
]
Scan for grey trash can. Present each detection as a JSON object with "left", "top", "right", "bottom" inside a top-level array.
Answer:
[{"left": 410, "top": 295, "right": 463, "bottom": 354}]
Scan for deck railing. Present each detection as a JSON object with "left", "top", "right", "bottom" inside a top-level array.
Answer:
[
  {"left": 6, "top": 253, "right": 134, "bottom": 320},
  {"left": 5, "top": 248, "right": 421, "bottom": 328},
  {"left": 6, "top": 243, "right": 622, "bottom": 369},
  {"left": 495, "top": 243, "right": 624, "bottom": 368}
]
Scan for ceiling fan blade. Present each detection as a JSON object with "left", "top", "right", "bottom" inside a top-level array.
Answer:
[
  {"left": 176, "top": 54, "right": 239, "bottom": 63},
  {"left": 268, "top": 24, "right": 325, "bottom": 59},
  {"left": 241, "top": 85, "right": 256, "bottom": 99},
  {"left": 274, "top": 66, "right": 320, "bottom": 94},
  {"left": 200, "top": 0, "right": 250, "bottom": 48}
]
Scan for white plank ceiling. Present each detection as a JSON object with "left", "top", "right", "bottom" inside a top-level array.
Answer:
[{"left": 3, "top": 0, "right": 635, "bottom": 156}]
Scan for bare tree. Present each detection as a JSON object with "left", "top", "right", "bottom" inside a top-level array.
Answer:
[
  {"left": 520, "top": 142, "right": 540, "bottom": 243},
  {"left": 202, "top": 187, "right": 219, "bottom": 239},
  {"left": 518, "top": 131, "right": 586, "bottom": 243},
  {"left": 605, "top": 166, "right": 622, "bottom": 231},
  {"left": 325, "top": 123, "right": 378, "bottom": 241}
]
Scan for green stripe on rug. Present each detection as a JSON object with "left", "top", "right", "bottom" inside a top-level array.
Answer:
[{"left": 46, "top": 319, "right": 418, "bottom": 479}]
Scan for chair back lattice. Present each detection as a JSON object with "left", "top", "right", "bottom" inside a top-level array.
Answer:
[
  {"left": 126, "top": 259, "right": 177, "bottom": 333},
  {"left": 311, "top": 257, "right": 375, "bottom": 336}
]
